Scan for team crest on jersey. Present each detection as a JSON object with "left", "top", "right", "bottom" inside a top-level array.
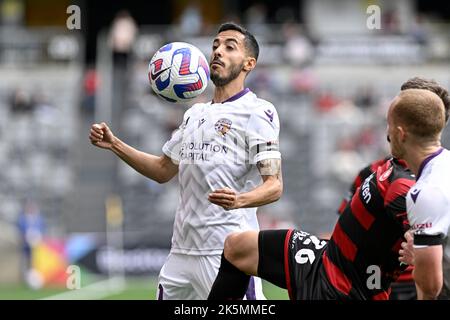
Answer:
[
  {"left": 379, "top": 166, "right": 393, "bottom": 182},
  {"left": 214, "top": 118, "right": 232, "bottom": 136}
]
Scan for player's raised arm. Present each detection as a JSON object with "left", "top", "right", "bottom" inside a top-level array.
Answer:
[{"left": 89, "top": 122, "right": 178, "bottom": 183}]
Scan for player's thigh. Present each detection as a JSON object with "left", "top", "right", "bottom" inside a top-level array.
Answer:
[
  {"left": 224, "top": 231, "right": 259, "bottom": 275},
  {"left": 157, "top": 253, "right": 196, "bottom": 300}
]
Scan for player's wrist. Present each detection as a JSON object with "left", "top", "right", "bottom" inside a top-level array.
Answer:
[
  {"left": 109, "top": 136, "right": 120, "bottom": 151},
  {"left": 234, "top": 193, "right": 245, "bottom": 209}
]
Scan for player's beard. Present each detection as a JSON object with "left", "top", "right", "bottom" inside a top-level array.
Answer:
[{"left": 210, "top": 61, "right": 244, "bottom": 87}]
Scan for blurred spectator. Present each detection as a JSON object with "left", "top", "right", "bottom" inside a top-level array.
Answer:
[
  {"left": 244, "top": 3, "right": 268, "bottom": 35},
  {"left": 354, "top": 85, "right": 377, "bottom": 109},
  {"left": 410, "top": 14, "right": 428, "bottom": 45},
  {"left": 223, "top": 12, "right": 241, "bottom": 25},
  {"left": 355, "top": 126, "right": 385, "bottom": 161},
  {"left": 290, "top": 68, "right": 318, "bottom": 95},
  {"left": 329, "top": 99, "right": 364, "bottom": 124},
  {"left": 179, "top": 2, "right": 203, "bottom": 36},
  {"left": 10, "top": 88, "right": 33, "bottom": 113},
  {"left": 0, "top": 0, "right": 24, "bottom": 27},
  {"left": 329, "top": 137, "right": 365, "bottom": 184},
  {"left": 382, "top": 9, "right": 401, "bottom": 34},
  {"left": 16, "top": 199, "right": 45, "bottom": 287},
  {"left": 31, "top": 90, "right": 59, "bottom": 125},
  {"left": 274, "top": 6, "right": 296, "bottom": 24},
  {"left": 315, "top": 89, "right": 339, "bottom": 113},
  {"left": 357, "top": 126, "right": 377, "bottom": 148},
  {"left": 247, "top": 68, "right": 271, "bottom": 93},
  {"left": 283, "top": 23, "right": 313, "bottom": 67},
  {"left": 109, "top": 10, "right": 138, "bottom": 69},
  {"left": 82, "top": 67, "right": 100, "bottom": 114}
]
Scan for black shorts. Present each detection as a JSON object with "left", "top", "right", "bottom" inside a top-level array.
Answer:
[{"left": 258, "top": 229, "right": 338, "bottom": 300}]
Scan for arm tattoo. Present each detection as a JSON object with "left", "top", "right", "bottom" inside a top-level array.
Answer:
[{"left": 257, "top": 158, "right": 281, "bottom": 176}]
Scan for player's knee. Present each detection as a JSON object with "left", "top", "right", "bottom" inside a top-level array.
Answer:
[
  {"left": 223, "top": 232, "right": 242, "bottom": 264},
  {"left": 224, "top": 231, "right": 257, "bottom": 266}
]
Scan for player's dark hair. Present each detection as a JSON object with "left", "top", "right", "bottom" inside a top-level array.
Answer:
[
  {"left": 217, "top": 22, "right": 259, "bottom": 61},
  {"left": 401, "top": 77, "right": 450, "bottom": 123}
]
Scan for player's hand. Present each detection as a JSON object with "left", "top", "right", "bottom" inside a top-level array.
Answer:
[
  {"left": 399, "top": 230, "right": 415, "bottom": 266},
  {"left": 89, "top": 122, "right": 115, "bottom": 150},
  {"left": 208, "top": 188, "right": 239, "bottom": 210}
]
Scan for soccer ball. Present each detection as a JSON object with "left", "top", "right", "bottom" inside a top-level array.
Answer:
[{"left": 148, "top": 42, "right": 210, "bottom": 103}]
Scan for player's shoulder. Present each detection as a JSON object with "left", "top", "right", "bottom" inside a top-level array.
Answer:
[
  {"left": 189, "top": 100, "right": 210, "bottom": 110},
  {"left": 245, "top": 91, "right": 277, "bottom": 111},
  {"left": 246, "top": 93, "right": 278, "bottom": 124},
  {"left": 418, "top": 149, "right": 450, "bottom": 188},
  {"left": 377, "top": 158, "right": 414, "bottom": 191},
  {"left": 430, "top": 148, "right": 450, "bottom": 177},
  {"left": 184, "top": 101, "right": 209, "bottom": 116},
  {"left": 413, "top": 179, "right": 450, "bottom": 207}
]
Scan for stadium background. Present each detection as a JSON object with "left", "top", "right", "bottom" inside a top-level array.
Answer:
[{"left": 0, "top": 0, "right": 449, "bottom": 300}]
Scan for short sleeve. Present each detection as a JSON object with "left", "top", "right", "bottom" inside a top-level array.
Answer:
[
  {"left": 246, "top": 104, "right": 281, "bottom": 164},
  {"left": 162, "top": 110, "right": 190, "bottom": 164},
  {"left": 408, "top": 186, "right": 450, "bottom": 247}
]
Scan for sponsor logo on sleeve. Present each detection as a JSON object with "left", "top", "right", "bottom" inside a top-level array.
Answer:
[
  {"left": 412, "top": 222, "right": 432, "bottom": 231},
  {"left": 264, "top": 109, "right": 274, "bottom": 122},
  {"left": 410, "top": 189, "right": 421, "bottom": 203}
]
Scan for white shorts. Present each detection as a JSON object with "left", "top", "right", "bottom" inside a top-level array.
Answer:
[{"left": 156, "top": 252, "right": 266, "bottom": 300}]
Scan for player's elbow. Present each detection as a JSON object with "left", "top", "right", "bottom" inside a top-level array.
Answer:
[
  {"left": 153, "top": 156, "right": 177, "bottom": 184},
  {"left": 262, "top": 175, "right": 283, "bottom": 203},
  {"left": 155, "top": 175, "right": 170, "bottom": 184},
  {"left": 414, "top": 245, "right": 444, "bottom": 299},
  {"left": 419, "top": 278, "right": 442, "bottom": 299},
  {"left": 414, "top": 268, "right": 443, "bottom": 299},
  {"left": 272, "top": 178, "right": 283, "bottom": 201}
]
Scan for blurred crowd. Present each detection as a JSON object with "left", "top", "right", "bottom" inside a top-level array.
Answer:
[{"left": 0, "top": 0, "right": 449, "bottom": 286}]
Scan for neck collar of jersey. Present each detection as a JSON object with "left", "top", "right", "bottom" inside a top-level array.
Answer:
[
  {"left": 393, "top": 157, "right": 408, "bottom": 168},
  {"left": 212, "top": 88, "right": 250, "bottom": 104},
  {"left": 417, "top": 147, "right": 444, "bottom": 180}
]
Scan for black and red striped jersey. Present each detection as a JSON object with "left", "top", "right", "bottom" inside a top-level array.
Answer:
[
  {"left": 337, "top": 157, "right": 390, "bottom": 215},
  {"left": 324, "top": 158, "right": 415, "bottom": 299}
]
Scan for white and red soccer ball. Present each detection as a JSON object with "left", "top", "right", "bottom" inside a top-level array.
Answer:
[{"left": 148, "top": 42, "right": 210, "bottom": 103}]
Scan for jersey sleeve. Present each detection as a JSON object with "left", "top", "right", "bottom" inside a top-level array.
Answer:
[
  {"left": 162, "top": 109, "right": 190, "bottom": 164},
  {"left": 408, "top": 186, "right": 450, "bottom": 247},
  {"left": 384, "top": 178, "right": 415, "bottom": 231},
  {"left": 246, "top": 104, "right": 281, "bottom": 164}
]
